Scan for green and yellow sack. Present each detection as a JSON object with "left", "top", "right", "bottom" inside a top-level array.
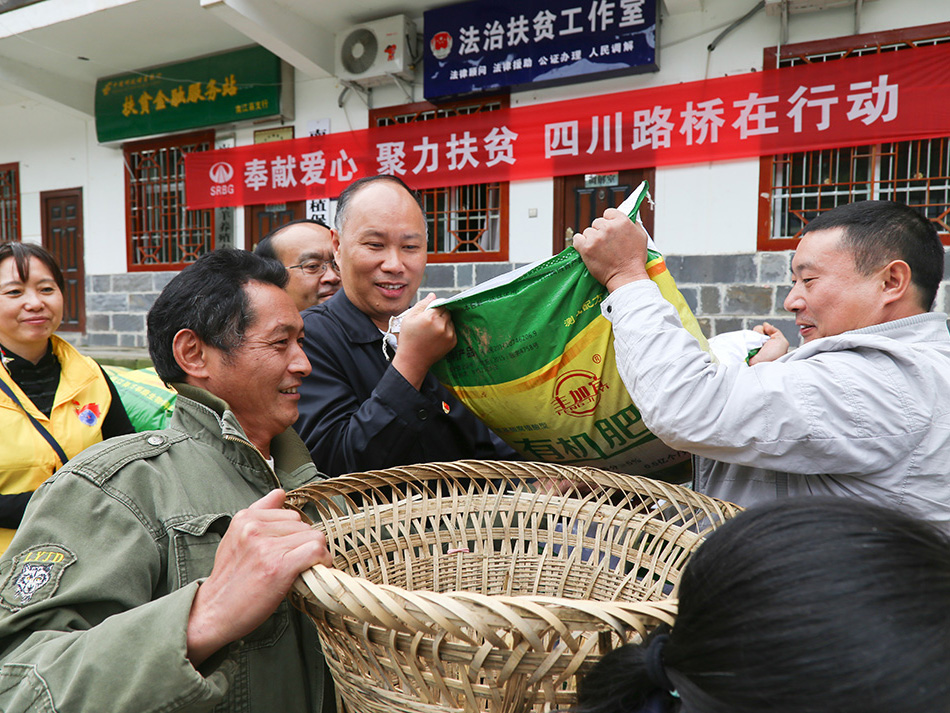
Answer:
[
  {"left": 102, "top": 365, "right": 177, "bottom": 432},
  {"left": 431, "top": 182, "right": 707, "bottom": 478}
]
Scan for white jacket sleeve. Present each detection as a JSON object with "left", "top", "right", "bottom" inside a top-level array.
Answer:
[{"left": 603, "top": 280, "right": 923, "bottom": 475}]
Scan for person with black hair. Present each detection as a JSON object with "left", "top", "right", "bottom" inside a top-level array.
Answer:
[
  {"left": 0, "top": 241, "right": 132, "bottom": 553},
  {"left": 254, "top": 218, "right": 341, "bottom": 310},
  {"left": 576, "top": 497, "right": 950, "bottom": 713},
  {"left": 574, "top": 200, "right": 950, "bottom": 529},
  {"left": 294, "top": 175, "right": 516, "bottom": 476},
  {"left": 0, "top": 249, "right": 332, "bottom": 713}
]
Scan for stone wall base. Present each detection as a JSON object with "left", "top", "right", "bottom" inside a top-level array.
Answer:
[{"left": 63, "top": 252, "right": 950, "bottom": 349}]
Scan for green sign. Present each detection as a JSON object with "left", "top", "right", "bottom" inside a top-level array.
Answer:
[{"left": 95, "top": 46, "right": 288, "bottom": 143}]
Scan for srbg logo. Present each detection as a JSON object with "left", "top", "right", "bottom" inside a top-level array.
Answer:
[{"left": 209, "top": 162, "right": 235, "bottom": 196}]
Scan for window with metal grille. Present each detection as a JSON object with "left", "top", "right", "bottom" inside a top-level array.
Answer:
[
  {"left": 369, "top": 98, "right": 509, "bottom": 263},
  {"left": 124, "top": 131, "right": 215, "bottom": 270},
  {"left": 758, "top": 23, "right": 950, "bottom": 250},
  {"left": 0, "top": 163, "right": 21, "bottom": 242}
]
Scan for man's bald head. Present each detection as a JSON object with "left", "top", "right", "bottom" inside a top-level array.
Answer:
[{"left": 256, "top": 219, "right": 340, "bottom": 310}]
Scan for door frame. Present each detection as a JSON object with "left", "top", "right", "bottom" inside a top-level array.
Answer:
[
  {"left": 41, "top": 187, "right": 85, "bottom": 333},
  {"left": 553, "top": 168, "right": 656, "bottom": 254},
  {"left": 244, "top": 200, "right": 307, "bottom": 251}
]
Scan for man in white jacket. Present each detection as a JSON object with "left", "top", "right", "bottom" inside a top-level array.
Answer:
[{"left": 574, "top": 200, "right": 950, "bottom": 529}]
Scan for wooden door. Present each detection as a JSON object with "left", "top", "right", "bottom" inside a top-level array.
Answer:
[
  {"left": 244, "top": 201, "right": 306, "bottom": 251},
  {"left": 41, "top": 188, "right": 85, "bottom": 332},
  {"left": 553, "top": 168, "right": 655, "bottom": 254}
]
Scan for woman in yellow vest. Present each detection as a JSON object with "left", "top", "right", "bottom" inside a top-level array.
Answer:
[{"left": 0, "top": 242, "right": 133, "bottom": 552}]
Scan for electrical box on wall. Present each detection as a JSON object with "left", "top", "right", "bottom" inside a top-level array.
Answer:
[{"left": 335, "top": 14, "right": 415, "bottom": 87}]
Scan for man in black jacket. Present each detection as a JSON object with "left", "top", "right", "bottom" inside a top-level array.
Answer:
[{"left": 294, "top": 175, "right": 516, "bottom": 476}]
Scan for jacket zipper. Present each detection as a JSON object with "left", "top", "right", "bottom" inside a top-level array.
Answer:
[{"left": 222, "top": 433, "right": 282, "bottom": 490}]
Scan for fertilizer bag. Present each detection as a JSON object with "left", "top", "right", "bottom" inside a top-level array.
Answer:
[
  {"left": 102, "top": 365, "right": 177, "bottom": 431},
  {"left": 430, "top": 183, "right": 707, "bottom": 477}
]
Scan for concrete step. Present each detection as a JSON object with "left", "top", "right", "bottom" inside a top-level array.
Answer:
[{"left": 79, "top": 346, "right": 153, "bottom": 370}]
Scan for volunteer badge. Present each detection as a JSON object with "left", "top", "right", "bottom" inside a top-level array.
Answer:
[
  {"left": 1, "top": 545, "right": 76, "bottom": 611},
  {"left": 73, "top": 401, "right": 101, "bottom": 426}
]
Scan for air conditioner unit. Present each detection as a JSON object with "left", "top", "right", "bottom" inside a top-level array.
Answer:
[{"left": 335, "top": 14, "right": 415, "bottom": 87}]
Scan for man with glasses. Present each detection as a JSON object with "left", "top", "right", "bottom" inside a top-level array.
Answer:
[{"left": 255, "top": 219, "right": 341, "bottom": 311}]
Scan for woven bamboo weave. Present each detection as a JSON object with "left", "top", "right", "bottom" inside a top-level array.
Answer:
[{"left": 287, "top": 460, "right": 741, "bottom": 713}]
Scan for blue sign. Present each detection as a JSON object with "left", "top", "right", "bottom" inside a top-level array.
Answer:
[{"left": 423, "top": 0, "right": 658, "bottom": 100}]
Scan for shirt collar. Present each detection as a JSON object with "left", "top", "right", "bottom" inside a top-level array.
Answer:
[
  {"left": 170, "top": 382, "right": 320, "bottom": 484},
  {"left": 844, "top": 311, "right": 950, "bottom": 342},
  {"left": 789, "top": 311, "right": 950, "bottom": 360},
  {"left": 325, "top": 288, "right": 387, "bottom": 346},
  {"left": 0, "top": 339, "right": 56, "bottom": 375}
]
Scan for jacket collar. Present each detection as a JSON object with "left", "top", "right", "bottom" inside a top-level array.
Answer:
[
  {"left": 170, "top": 382, "right": 322, "bottom": 491},
  {"left": 789, "top": 312, "right": 950, "bottom": 361},
  {"left": 847, "top": 311, "right": 950, "bottom": 342},
  {"left": 0, "top": 335, "right": 101, "bottom": 409},
  {"left": 47, "top": 336, "right": 101, "bottom": 401},
  {"left": 321, "top": 289, "right": 386, "bottom": 346}
]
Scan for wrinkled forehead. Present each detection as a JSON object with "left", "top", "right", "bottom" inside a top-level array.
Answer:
[
  {"left": 338, "top": 183, "right": 427, "bottom": 237},
  {"left": 275, "top": 224, "right": 334, "bottom": 259},
  {"left": 244, "top": 280, "right": 303, "bottom": 327},
  {"left": 791, "top": 227, "right": 850, "bottom": 273}
]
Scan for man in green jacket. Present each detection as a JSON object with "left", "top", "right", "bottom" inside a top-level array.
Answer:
[{"left": 0, "top": 250, "right": 333, "bottom": 712}]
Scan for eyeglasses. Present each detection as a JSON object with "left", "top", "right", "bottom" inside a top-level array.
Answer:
[{"left": 287, "top": 258, "right": 339, "bottom": 276}]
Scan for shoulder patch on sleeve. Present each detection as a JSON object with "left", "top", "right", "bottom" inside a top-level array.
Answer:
[{"left": 0, "top": 545, "right": 76, "bottom": 612}]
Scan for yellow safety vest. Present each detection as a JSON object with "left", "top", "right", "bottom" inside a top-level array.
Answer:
[{"left": 0, "top": 336, "right": 112, "bottom": 552}]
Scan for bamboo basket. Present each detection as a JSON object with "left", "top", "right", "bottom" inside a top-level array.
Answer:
[{"left": 287, "top": 460, "right": 741, "bottom": 713}]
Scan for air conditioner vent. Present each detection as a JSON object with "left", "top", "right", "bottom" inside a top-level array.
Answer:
[
  {"left": 335, "top": 15, "right": 415, "bottom": 87},
  {"left": 340, "top": 28, "right": 379, "bottom": 76}
]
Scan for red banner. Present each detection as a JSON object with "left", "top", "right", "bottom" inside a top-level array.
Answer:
[{"left": 186, "top": 43, "right": 950, "bottom": 209}]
